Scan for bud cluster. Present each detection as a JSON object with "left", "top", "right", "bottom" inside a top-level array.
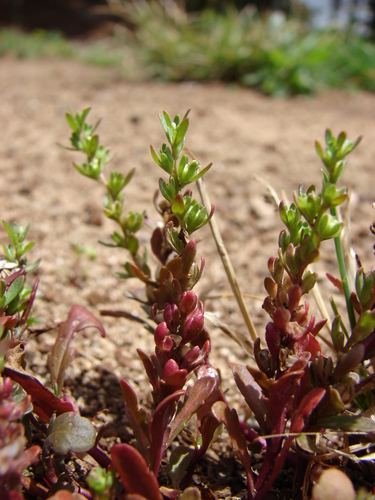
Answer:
[{"left": 139, "top": 289, "right": 209, "bottom": 404}]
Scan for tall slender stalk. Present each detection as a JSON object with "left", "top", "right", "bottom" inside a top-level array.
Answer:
[
  {"left": 331, "top": 206, "right": 356, "bottom": 333},
  {"left": 196, "top": 176, "right": 258, "bottom": 343}
]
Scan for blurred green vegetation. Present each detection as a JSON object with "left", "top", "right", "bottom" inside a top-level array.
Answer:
[
  {"left": 2, "top": 2, "right": 375, "bottom": 97},
  {"left": 124, "top": 3, "right": 375, "bottom": 96},
  {"left": 0, "top": 29, "right": 126, "bottom": 67},
  {"left": 0, "top": 29, "right": 75, "bottom": 58}
]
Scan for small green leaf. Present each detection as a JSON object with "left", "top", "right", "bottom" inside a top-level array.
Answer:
[
  {"left": 351, "top": 310, "right": 375, "bottom": 344},
  {"left": 65, "top": 112, "right": 77, "bottom": 132},
  {"left": 189, "top": 162, "right": 212, "bottom": 183},
  {"left": 87, "top": 467, "right": 115, "bottom": 494},
  {"left": 322, "top": 183, "right": 347, "bottom": 208},
  {"left": 150, "top": 145, "right": 161, "bottom": 167},
  {"left": 80, "top": 107, "right": 92, "bottom": 125},
  {"left": 160, "top": 151, "right": 174, "bottom": 174},
  {"left": 159, "top": 177, "right": 177, "bottom": 203},
  {"left": 171, "top": 194, "right": 185, "bottom": 216},
  {"left": 295, "top": 187, "right": 321, "bottom": 223},
  {"left": 316, "top": 414, "right": 375, "bottom": 432},
  {"left": 336, "top": 131, "right": 347, "bottom": 150},
  {"left": 167, "top": 446, "right": 193, "bottom": 489},
  {"left": 317, "top": 213, "right": 342, "bottom": 241},
  {"left": 3, "top": 276, "right": 24, "bottom": 308},
  {"left": 165, "top": 224, "right": 184, "bottom": 255},
  {"left": 127, "top": 235, "right": 139, "bottom": 255},
  {"left": 18, "top": 241, "right": 35, "bottom": 257},
  {"left": 2, "top": 221, "right": 17, "bottom": 246},
  {"left": 315, "top": 140, "right": 324, "bottom": 160},
  {"left": 160, "top": 111, "right": 174, "bottom": 144},
  {"left": 173, "top": 117, "right": 189, "bottom": 158}
]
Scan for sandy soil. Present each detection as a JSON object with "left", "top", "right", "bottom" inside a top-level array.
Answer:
[{"left": 2, "top": 57, "right": 375, "bottom": 497}]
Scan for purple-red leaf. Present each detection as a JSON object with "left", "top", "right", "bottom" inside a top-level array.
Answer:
[
  {"left": 255, "top": 388, "right": 326, "bottom": 500},
  {"left": 137, "top": 349, "right": 160, "bottom": 397},
  {"left": 232, "top": 364, "right": 267, "bottom": 434},
  {"left": 266, "top": 359, "right": 308, "bottom": 438},
  {"left": 212, "top": 401, "right": 254, "bottom": 497},
  {"left": 120, "top": 379, "right": 150, "bottom": 458},
  {"left": 149, "top": 390, "right": 185, "bottom": 475},
  {"left": 48, "top": 305, "right": 105, "bottom": 397},
  {"left": 111, "top": 444, "right": 163, "bottom": 500},
  {"left": 166, "top": 376, "right": 217, "bottom": 448},
  {"left": 290, "top": 388, "right": 326, "bottom": 433},
  {"left": 161, "top": 368, "right": 188, "bottom": 397},
  {"left": 326, "top": 272, "right": 344, "bottom": 293},
  {"left": 3, "top": 366, "right": 74, "bottom": 423}
]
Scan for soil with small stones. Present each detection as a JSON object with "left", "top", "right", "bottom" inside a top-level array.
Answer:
[{"left": 2, "top": 57, "right": 375, "bottom": 498}]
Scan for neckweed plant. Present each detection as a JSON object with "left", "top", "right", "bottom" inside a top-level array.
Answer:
[{"left": 2, "top": 107, "right": 375, "bottom": 499}]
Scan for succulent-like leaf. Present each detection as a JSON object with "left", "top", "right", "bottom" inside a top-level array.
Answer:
[
  {"left": 315, "top": 414, "right": 375, "bottom": 431},
  {"left": 290, "top": 388, "right": 326, "bottom": 433},
  {"left": 167, "top": 445, "right": 193, "bottom": 489},
  {"left": 349, "top": 310, "right": 375, "bottom": 347},
  {"left": 0, "top": 275, "right": 24, "bottom": 310},
  {"left": 332, "top": 344, "right": 365, "bottom": 382},
  {"left": 121, "top": 379, "right": 150, "bottom": 457},
  {"left": 212, "top": 401, "right": 254, "bottom": 495},
  {"left": 3, "top": 366, "right": 74, "bottom": 423},
  {"left": 149, "top": 390, "right": 185, "bottom": 475},
  {"left": 232, "top": 364, "right": 267, "bottom": 434},
  {"left": 48, "top": 305, "right": 105, "bottom": 397},
  {"left": 266, "top": 362, "right": 307, "bottom": 435},
  {"left": 166, "top": 376, "right": 217, "bottom": 448},
  {"left": 111, "top": 443, "right": 163, "bottom": 500},
  {"left": 137, "top": 349, "right": 161, "bottom": 397},
  {"left": 43, "top": 411, "right": 96, "bottom": 456}
]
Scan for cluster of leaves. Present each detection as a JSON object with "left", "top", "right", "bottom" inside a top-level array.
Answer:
[
  {"left": 225, "top": 131, "right": 375, "bottom": 499},
  {"left": 64, "top": 108, "right": 375, "bottom": 499},
  {"left": 3, "top": 106, "right": 375, "bottom": 499},
  {"left": 0, "top": 222, "right": 112, "bottom": 498},
  {"left": 113, "top": 1, "right": 375, "bottom": 97},
  {"left": 65, "top": 108, "right": 223, "bottom": 498}
]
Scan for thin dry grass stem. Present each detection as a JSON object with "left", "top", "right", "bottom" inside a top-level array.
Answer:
[
  {"left": 205, "top": 292, "right": 264, "bottom": 301},
  {"left": 302, "top": 460, "right": 314, "bottom": 500},
  {"left": 252, "top": 173, "right": 281, "bottom": 207},
  {"left": 311, "top": 283, "right": 335, "bottom": 351},
  {"left": 342, "top": 191, "right": 357, "bottom": 293},
  {"left": 205, "top": 311, "right": 254, "bottom": 355},
  {"left": 195, "top": 174, "right": 258, "bottom": 343}
]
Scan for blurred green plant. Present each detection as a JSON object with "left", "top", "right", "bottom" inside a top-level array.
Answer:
[
  {"left": 0, "top": 28, "right": 125, "bottom": 68},
  {"left": 0, "top": 29, "right": 74, "bottom": 59},
  {"left": 2, "top": 6, "right": 375, "bottom": 97},
  {"left": 115, "top": 1, "right": 375, "bottom": 96}
]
